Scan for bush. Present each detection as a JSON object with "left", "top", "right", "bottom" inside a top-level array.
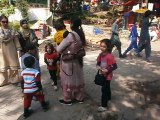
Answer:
[
  {"left": 16, "top": 0, "right": 29, "bottom": 20},
  {"left": 9, "top": 21, "right": 20, "bottom": 31}
]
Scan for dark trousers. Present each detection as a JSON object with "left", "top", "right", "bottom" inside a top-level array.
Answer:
[
  {"left": 101, "top": 80, "right": 111, "bottom": 107},
  {"left": 138, "top": 42, "right": 151, "bottom": 59},
  {"left": 49, "top": 70, "right": 57, "bottom": 85},
  {"left": 24, "top": 91, "right": 45, "bottom": 109},
  {"left": 111, "top": 40, "right": 122, "bottom": 56}
]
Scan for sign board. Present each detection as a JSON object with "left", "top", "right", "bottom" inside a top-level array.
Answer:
[
  {"left": 148, "top": 3, "right": 154, "bottom": 11},
  {"left": 132, "top": 4, "right": 139, "bottom": 12},
  {"left": 142, "top": 3, "right": 147, "bottom": 7}
]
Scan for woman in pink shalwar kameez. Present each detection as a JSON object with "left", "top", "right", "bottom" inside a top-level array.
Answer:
[{"left": 57, "top": 17, "right": 86, "bottom": 105}]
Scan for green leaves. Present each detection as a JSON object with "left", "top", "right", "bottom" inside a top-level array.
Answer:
[
  {"left": 16, "top": 0, "right": 29, "bottom": 20},
  {"left": 0, "top": 0, "right": 15, "bottom": 16}
]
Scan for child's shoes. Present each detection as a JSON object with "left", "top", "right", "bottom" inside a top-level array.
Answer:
[
  {"left": 54, "top": 86, "right": 58, "bottom": 91},
  {"left": 97, "top": 106, "right": 107, "bottom": 112},
  {"left": 59, "top": 99, "right": 72, "bottom": 106},
  {"left": 42, "top": 101, "right": 50, "bottom": 112},
  {"left": 51, "top": 82, "right": 54, "bottom": 86},
  {"left": 23, "top": 109, "right": 33, "bottom": 119}
]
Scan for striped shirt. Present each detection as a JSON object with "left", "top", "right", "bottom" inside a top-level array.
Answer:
[{"left": 21, "top": 68, "right": 39, "bottom": 93}]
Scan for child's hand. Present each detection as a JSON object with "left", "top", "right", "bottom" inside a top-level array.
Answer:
[
  {"left": 39, "top": 90, "right": 43, "bottom": 94},
  {"left": 101, "top": 69, "right": 108, "bottom": 74},
  {"left": 96, "top": 66, "right": 101, "bottom": 70},
  {"left": 102, "top": 69, "right": 108, "bottom": 72},
  {"left": 49, "top": 62, "right": 52, "bottom": 66},
  {"left": 36, "top": 90, "right": 43, "bottom": 95}
]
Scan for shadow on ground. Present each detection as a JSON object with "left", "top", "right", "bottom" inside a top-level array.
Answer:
[{"left": 4, "top": 48, "right": 160, "bottom": 120}]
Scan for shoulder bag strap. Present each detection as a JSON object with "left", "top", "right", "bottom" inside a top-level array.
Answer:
[
  {"left": 61, "top": 32, "right": 74, "bottom": 76},
  {"left": 70, "top": 32, "right": 81, "bottom": 44}
]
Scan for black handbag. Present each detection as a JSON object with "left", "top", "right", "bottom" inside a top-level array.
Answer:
[{"left": 94, "top": 70, "right": 106, "bottom": 86}]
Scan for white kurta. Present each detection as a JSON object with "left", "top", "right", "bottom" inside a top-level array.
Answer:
[
  {"left": 0, "top": 27, "right": 21, "bottom": 86},
  {"left": 0, "top": 28, "right": 21, "bottom": 72}
]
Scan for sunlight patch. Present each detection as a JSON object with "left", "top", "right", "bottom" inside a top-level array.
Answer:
[{"left": 122, "top": 101, "right": 134, "bottom": 108}]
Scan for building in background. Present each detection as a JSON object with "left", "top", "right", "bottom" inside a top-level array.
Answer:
[
  {"left": 148, "top": 0, "right": 160, "bottom": 17},
  {"left": 122, "top": 0, "right": 160, "bottom": 29}
]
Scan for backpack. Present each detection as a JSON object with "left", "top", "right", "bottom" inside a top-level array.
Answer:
[{"left": 62, "top": 32, "right": 86, "bottom": 61}]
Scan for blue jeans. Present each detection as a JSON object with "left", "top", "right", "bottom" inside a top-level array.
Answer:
[{"left": 123, "top": 37, "right": 139, "bottom": 55}]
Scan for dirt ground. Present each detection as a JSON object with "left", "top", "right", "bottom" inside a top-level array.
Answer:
[{"left": 36, "top": 24, "right": 160, "bottom": 120}]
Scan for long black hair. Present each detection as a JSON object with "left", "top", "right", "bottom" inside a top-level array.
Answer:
[
  {"left": 144, "top": 10, "right": 153, "bottom": 18},
  {"left": 70, "top": 16, "right": 86, "bottom": 67},
  {"left": 70, "top": 17, "right": 86, "bottom": 46}
]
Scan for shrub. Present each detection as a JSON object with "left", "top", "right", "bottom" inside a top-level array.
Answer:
[{"left": 9, "top": 21, "right": 20, "bottom": 31}]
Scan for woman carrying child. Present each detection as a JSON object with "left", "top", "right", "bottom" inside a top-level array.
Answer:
[
  {"left": 56, "top": 17, "right": 86, "bottom": 105},
  {"left": 96, "top": 39, "right": 117, "bottom": 112}
]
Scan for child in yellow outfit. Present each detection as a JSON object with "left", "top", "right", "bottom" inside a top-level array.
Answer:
[
  {"left": 53, "top": 19, "right": 69, "bottom": 45},
  {"left": 53, "top": 19, "right": 69, "bottom": 77}
]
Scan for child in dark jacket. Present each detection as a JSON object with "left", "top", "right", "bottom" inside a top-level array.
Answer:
[
  {"left": 21, "top": 56, "right": 49, "bottom": 118},
  {"left": 44, "top": 43, "right": 59, "bottom": 91}
]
